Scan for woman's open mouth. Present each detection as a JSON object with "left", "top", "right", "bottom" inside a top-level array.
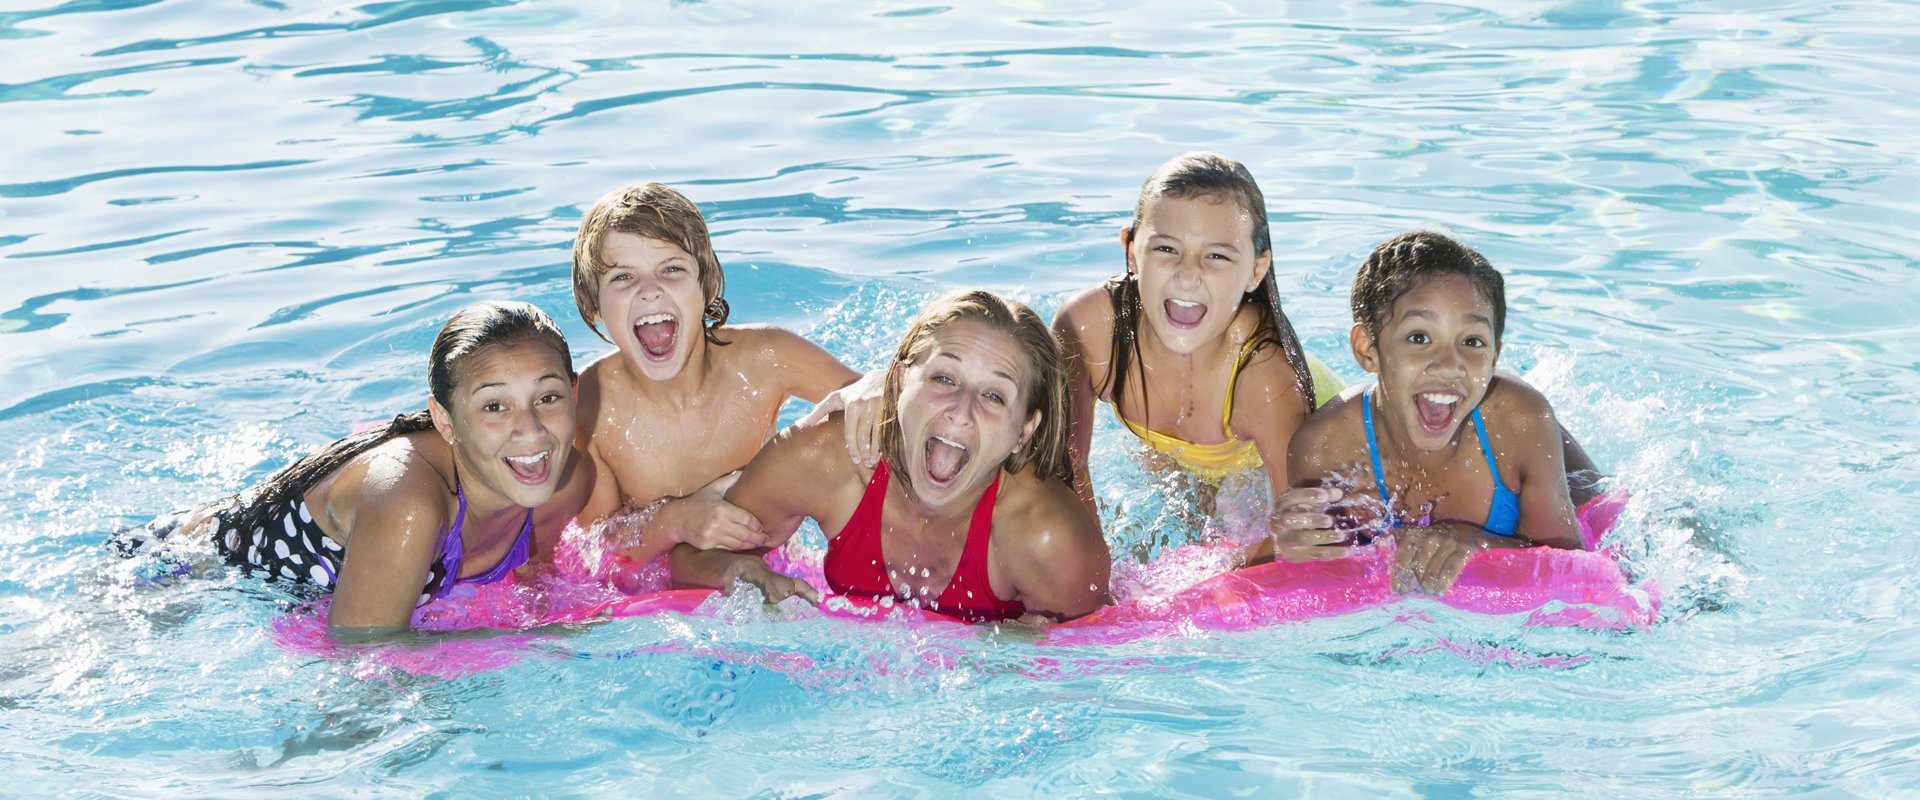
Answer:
[{"left": 923, "top": 434, "right": 970, "bottom": 489}]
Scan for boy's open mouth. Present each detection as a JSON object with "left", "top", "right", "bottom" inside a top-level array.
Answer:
[
  {"left": 634, "top": 313, "right": 678, "bottom": 361},
  {"left": 503, "top": 450, "right": 552, "bottom": 486},
  {"left": 1164, "top": 298, "right": 1207, "bottom": 328},
  {"left": 1414, "top": 391, "right": 1461, "bottom": 435},
  {"left": 924, "top": 434, "right": 969, "bottom": 488}
]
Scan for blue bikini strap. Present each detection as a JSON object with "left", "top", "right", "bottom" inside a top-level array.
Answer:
[
  {"left": 1361, "top": 390, "right": 1397, "bottom": 529},
  {"left": 1469, "top": 407, "right": 1521, "bottom": 537}
]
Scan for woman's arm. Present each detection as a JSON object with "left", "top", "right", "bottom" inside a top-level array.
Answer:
[
  {"left": 722, "top": 414, "right": 857, "bottom": 549},
  {"left": 995, "top": 482, "right": 1112, "bottom": 622}
]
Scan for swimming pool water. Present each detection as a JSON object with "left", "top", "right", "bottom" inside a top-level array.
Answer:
[{"left": 3, "top": 1, "right": 1918, "bottom": 795}]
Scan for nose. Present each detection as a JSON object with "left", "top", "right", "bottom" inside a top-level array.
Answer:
[
  {"left": 511, "top": 403, "right": 543, "bottom": 440},
  {"left": 1427, "top": 345, "right": 1467, "bottom": 377},
  {"left": 1173, "top": 252, "right": 1204, "bottom": 287},
  {"left": 940, "top": 391, "right": 980, "bottom": 428}
]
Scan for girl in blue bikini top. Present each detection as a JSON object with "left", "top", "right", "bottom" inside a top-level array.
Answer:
[{"left": 1280, "top": 232, "right": 1587, "bottom": 596}]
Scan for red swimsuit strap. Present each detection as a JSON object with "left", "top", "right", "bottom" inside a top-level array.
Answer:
[
  {"left": 930, "top": 472, "right": 1025, "bottom": 622},
  {"left": 822, "top": 461, "right": 1025, "bottom": 622}
]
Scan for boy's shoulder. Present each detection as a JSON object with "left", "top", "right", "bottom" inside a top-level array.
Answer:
[
  {"left": 574, "top": 350, "right": 624, "bottom": 392},
  {"left": 713, "top": 323, "right": 799, "bottom": 352}
]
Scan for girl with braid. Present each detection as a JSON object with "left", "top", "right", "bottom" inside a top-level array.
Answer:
[{"left": 114, "top": 301, "right": 590, "bottom": 635}]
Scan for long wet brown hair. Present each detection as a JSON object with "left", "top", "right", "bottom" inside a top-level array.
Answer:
[{"left": 1104, "top": 152, "right": 1316, "bottom": 420}]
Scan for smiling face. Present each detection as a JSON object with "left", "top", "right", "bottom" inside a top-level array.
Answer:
[
  {"left": 892, "top": 320, "right": 1042, "bottom": 513},
  {"left": 1127, "top": 194, "right": 1272, "bottom": 355},
  {"left": 595, "top": 231, "right": 709, "bottom": 382},
  {"left": 1354, "top": 273, "right": 1500, "bottom": 452},
  {"left": 429, "top": 340, "right": 577, "bottom": 509}
]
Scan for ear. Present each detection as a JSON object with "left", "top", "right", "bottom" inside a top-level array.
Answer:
[
  {"left": 428, "top": 396, "right": 456, "bottom": 443},
  {"left": 1120, "top": 227, "right": 1136, "bottom": 274},
  {"left": 1350, "top": 324, "right": 1381, "bottom": 375},
  {"left": 1246, "top": 250, "right": 1272, "bottom": 294},
  {"left": 1017, "top": 410, "right": 1042, "bottom": 456}
]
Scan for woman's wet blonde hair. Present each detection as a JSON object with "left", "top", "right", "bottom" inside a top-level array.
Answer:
[{"left": 878, "top": 290, "right": 1074, "bottom": 490}]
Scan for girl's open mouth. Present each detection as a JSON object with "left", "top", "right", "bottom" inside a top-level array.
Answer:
[
  {"left": 1414, "top": 392, "right": 1460, "bottom": 435},
  {"left": 503, "top": 451, "right": 552, "bottom": 485},
  {"left": 1164, "top": 298, "right": 1207, "bottom": 328}
]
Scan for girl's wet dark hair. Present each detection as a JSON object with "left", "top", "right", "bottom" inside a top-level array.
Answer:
[
  {"left": 225, "top": 301, "right": 572, "bottom": 545},
  {"left": 1350, "top": 231, "right": 1506, "bottom": 345},
  {"left": 1103, "top": 151, "right": 1316, "bottom": 418}
]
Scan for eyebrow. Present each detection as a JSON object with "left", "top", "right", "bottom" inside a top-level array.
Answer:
[
  {"left": 1146, "top": 232, "right": 1243, "bottom": 253},
  {"left": 933, "top": 352, "right": 1019, "bottom": 385},
  {"left": 1396, "top": 308, "right": 1492, "bottom": 328},
  {"left": 469, "top": 372, "right": 568, "bottom": 394}
]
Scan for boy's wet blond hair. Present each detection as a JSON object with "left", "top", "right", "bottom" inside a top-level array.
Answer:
[
  {"left": 879, "top": 290, "right": 1075, "bottom": 492},
  {"left": 571, "top": 182, "right": 730, "bottom": 345}
]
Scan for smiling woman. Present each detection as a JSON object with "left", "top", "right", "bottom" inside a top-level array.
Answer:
[
  {"left": 111, "top": 301, "right": 592, "bottom": 635},
  {"left": 670, "top": 290, "right": 1112, "bottom": 623}
]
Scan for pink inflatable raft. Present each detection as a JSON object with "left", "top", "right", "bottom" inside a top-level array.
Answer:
[{"left": 269, "top": 491, "right": 1654, "bottom": 677}]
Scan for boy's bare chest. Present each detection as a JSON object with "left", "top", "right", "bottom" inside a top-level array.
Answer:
[{"left": 593, "top": 390, "right": 781, "bottom": 498}]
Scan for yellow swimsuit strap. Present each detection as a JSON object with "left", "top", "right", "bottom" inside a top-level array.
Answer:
[{"left": 1115, "top": 337, "right": 1265, "bottom": 482}]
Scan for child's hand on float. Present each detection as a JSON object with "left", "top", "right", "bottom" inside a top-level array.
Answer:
[
  {"left": 1390, "top": 524, "right": 1522, "bottom": 595},
  {"left": 664, "top": 471, "right": 768, "bottom": 552},
  {"left": 798, "top": 368, "right": 886, "bottom": 468},
  {"left": 1237, "top": 486, "right": 1347, "bottom": 566},
  {"left": 720, "top": 555, "right": 822, "bottom": 605}
]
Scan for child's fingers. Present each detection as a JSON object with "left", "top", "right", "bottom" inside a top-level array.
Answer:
[
  {"left": 787, "top": 578, "right": 822, "bottom": 605},
  {"left": 718, "top": 502, "right": 763, "bottom": 533},
  {"left": 1272, "top": 511, "right": 1335, "bottom": 532},
  {"left": 1279, "top": 544, "right": 1350, "bottom": 562},
  {"left": 1274, "top": 486, "right": 1339, "bottom": 511}
]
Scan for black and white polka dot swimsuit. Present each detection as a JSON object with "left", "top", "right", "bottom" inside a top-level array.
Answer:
[{"left": 134, "top": 480, "right": 533, "bottom": 607}]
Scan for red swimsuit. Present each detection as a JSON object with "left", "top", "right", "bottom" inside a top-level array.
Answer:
[{"left": 823, "top": 460, "right": 1027, "bottom": 623}]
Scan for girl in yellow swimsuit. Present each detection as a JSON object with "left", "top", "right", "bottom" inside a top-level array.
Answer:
[{"left": 1054, "top": 151, "right": 1345, "bottom": 528}]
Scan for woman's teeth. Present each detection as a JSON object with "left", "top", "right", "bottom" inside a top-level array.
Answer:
[{"left": 925, "top": 435, "right": 970, "bottom": 484}]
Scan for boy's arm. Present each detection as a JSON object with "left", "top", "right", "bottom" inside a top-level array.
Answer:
[
  {"left": 761, "top": 326, "right": 860, "bottom": 404},
  {"left": 574, "top": 426, "right": 624, "bottom": 528}
]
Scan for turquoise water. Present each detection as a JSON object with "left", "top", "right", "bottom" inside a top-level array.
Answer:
[{"left": 4, "top": 0, "right": 1918, "bottom": 795}]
